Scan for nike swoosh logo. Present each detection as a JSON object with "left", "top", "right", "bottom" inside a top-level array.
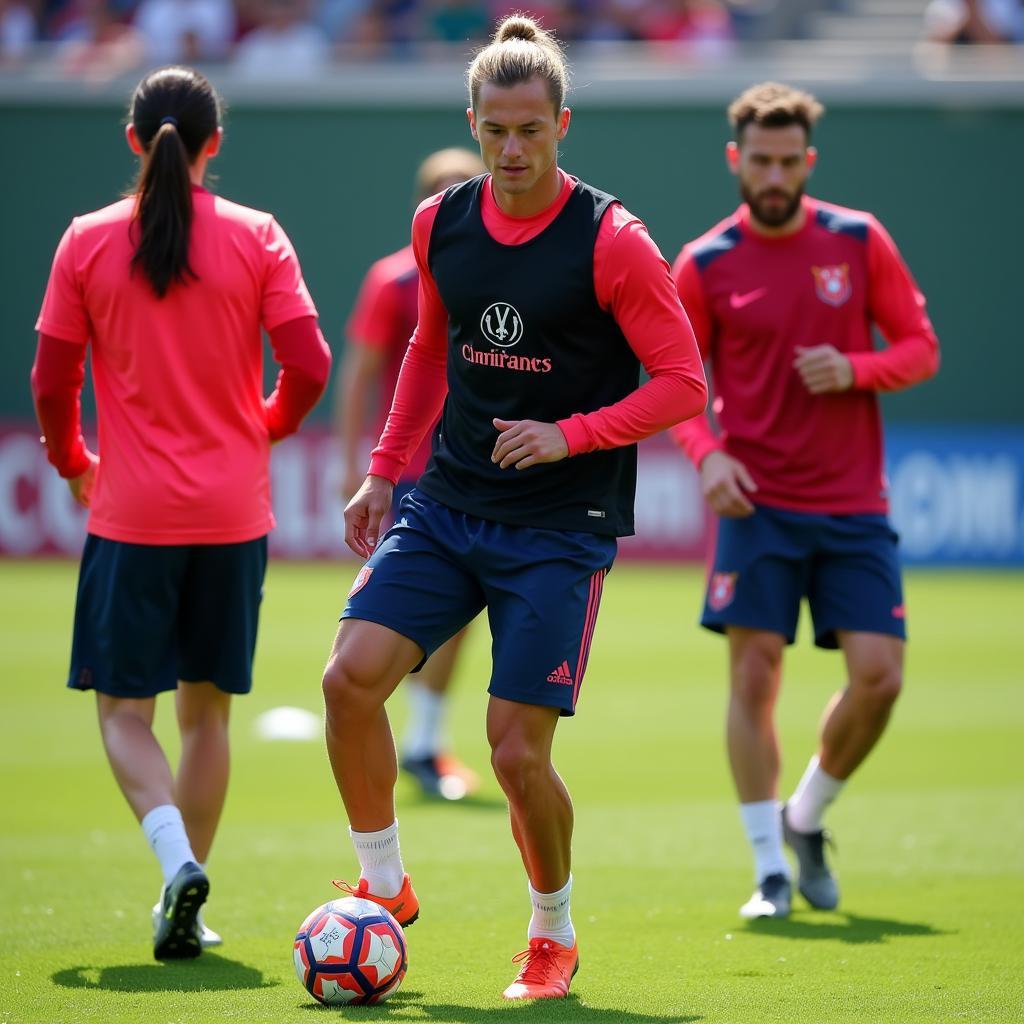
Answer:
[{"left": 729, "top": 287, "right": 768, "bottom": 309}]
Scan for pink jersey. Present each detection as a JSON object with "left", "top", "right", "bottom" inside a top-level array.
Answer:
[
  {"left": 369, "top": 169, "right": 706, "bottom": 484},
  {"left": 672, "top": 197, "right": 939, "bottom": 514},
  {"left": 345, "top": 245, "right": 431, "bottom": 480},
  {"left": 35, "top": 185, "right": 319, "bottom": 544}
]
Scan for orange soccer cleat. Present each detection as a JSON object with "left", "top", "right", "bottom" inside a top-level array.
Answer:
[
  {"left": 502, "top": 938, "right": 579, "bottom": 1000},
  {"left": 331, "top": 873, "right": 420, "bottom": 928}
]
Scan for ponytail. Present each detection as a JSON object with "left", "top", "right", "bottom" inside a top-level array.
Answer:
[
  {"left": 127, "top": 67, "right": 221, "bottom": 298},
  {"left": 132, "top": 121, "right": 195, "bottom": 298}
]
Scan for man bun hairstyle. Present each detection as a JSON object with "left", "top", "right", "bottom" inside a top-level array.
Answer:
[
  {"left": 467, "top": 14, "right": 569, "bottom": 115},
  {"left": 728, "top": 81, "right": 824, "bottom": 141},
  {"left": 129, "top": 66, "right": 221, "bottom": 298}
]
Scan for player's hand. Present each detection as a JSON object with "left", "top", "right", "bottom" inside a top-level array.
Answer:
[
  {"left": 491, "top": 418, "right": 569, "bottom": 470},
  {"left": 700, "top": 450, "right": 757, "bottom": 518},
  {"left": 793, "top": 344, "right": 854, "bottom": 394},
  {"left": 67, "top": 453, "right": 99, "bottom": 508},
  {"left": 344, "top": 475, "right": 394, "bottom": 559}
]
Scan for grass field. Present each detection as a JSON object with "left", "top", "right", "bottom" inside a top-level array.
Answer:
[{"left": 1, "top": 560, "right": 1022, "bottom": 1023}]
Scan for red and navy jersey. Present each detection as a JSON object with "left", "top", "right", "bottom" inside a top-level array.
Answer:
[{"left": 672, "top": 196, "right": 939, "bottom": 515}]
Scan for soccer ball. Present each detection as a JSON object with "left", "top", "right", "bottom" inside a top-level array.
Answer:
[{"left": 293, "top": 897, "right": 407, "bottom": 1005}]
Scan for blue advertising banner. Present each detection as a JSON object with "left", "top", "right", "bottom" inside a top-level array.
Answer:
[{"left": 887, "top": 427, "right": 1024, "bottom": 566}]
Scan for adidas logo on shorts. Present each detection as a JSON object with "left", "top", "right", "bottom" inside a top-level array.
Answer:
[{"left": 546, "top": 661, "right": 574, "bottom": 686}]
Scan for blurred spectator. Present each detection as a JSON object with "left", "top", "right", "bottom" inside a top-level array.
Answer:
[
  {"left": 722, "top": 0, "right": 827, "bottom": 41},
  {"left": 133, "top": 0, "right": 235, "bottom": 63},
  {"left": 1, "top": 0, "right": 36, "bottom": 63},
  {"left": 640, "top": 0, "right": 734, "bottom": 52},
  {"left": 234, "top": 0, "right": 329, "bottom": 75},
  {"left": 426, "top": 0, "right": 489, "bottom": 42},
  {"left": 348, "top": 0, "right": 418, "bottom": 53},
  {"left": 924, "top": 0, "right": 1024, "bottom": 42},
  {"left": 489, "top": 0, "right": 579, "bottom": 41},
  {"left": 54, "top": 0, "right": 143, "bottom": 76},
  {"left": 576, "top": 0, "right": 645, "bottom": 42},
  {"left": 317, "top": 0, "right": 368, "bottom": 41}
]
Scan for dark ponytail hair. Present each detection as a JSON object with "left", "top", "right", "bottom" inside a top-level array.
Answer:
[{"left": 128, "top": 66, "right": 221, "bottom": 298}]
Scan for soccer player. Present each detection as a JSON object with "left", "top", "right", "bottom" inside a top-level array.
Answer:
[
  {"left": 671, "top": 82, "right": 939, "bottom": 919},
  {"left": 321, "top": 15, "right": 707, "bottom": 1000},
  {"left": 335, "top": 147, "right": 485, "bottom": 802},
  {"left": 31, "top": 66, "right": 330, "bottom": 959}
]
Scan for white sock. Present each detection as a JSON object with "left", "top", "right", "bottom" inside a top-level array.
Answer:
[
  {"left": 401, "top": 682, "right": 446, "bottom": 760},
  {"left": 527, "top": 875, "right": 575, "bottom": 948},
  {"left": 350, "top": 821, "right": 405, "bottom": 898},
  {"left": 141, "top": 804, "right": 197, "bottom": 885},
  {"left": 787, "top": 755, "right": 845, "bottom": 833},
  {"left": 739, "top": 801, "right": 790, "bottom": 882}
]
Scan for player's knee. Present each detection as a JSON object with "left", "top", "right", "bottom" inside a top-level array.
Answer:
[
  {"left": 852, "top": 661, "right": 903, "bottom": 715},
  {"left": 97, "top": 699, "right": 150, "bottom": 733},
  {"left": 731, "top": 644, "right": 780, "bottom": 711},
  {"left": 321, "top": 652, "right": 379, "bottom": 716},
  {"left": 179, "top": 707, "right": 229, "bottom": 738},
  {"left": 489, "top": 734, "right": 546, "bottom": 798},
  {"left": 177, "top": 692, "right": 230, "bottom": 735}
]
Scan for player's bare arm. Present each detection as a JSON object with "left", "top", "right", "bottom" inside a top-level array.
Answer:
[
  {"left": 793, "top": 344, "right": 853, "bottom": 394},
  {"left": 700, "top": 449, "right": 757, "bottom": 518},
  {"left": 344, "top": 474, "right": 395, "bottom": 558},
  {"left": 491, "top": 418, "right": 569, "bottom": 470}
]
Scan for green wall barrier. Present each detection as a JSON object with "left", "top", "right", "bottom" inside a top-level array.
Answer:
[{"left": 3, "top": 99, "right": 1020, "bottom": 424}]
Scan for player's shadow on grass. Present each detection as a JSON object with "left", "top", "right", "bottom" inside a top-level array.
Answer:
[
  {"left": 52, "top": 952, "right": 278, "bottom": 992},
  {"left": 302, "top": 990, "right": 701, "bottom": 1022},
  {"left": 747, "top": 911, "right": 948, "bottom": 945}
]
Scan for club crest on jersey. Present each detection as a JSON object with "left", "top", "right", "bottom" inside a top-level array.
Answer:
[
  {"left": 708, "top": 572, "right": 737, "bottom": 612},
  {"left": 480, "top": 302, "right": 524, "bottom": 348},
  {"left": 811, "top": 264, "right": 852, "bottom": 307},
  {"left": 348, "top": 566, "right": 373, "bottom": 598}
]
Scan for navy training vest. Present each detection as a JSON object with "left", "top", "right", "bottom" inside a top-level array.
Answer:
[{"left": 417, "top": 174, "right": 640, "bottom": 536}]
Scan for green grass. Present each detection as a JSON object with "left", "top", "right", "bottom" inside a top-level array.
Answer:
[{"left": 1, "top": 560, "right": 1023, "bottom": 1023}]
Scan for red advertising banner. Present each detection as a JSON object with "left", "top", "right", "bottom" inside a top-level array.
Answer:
[{"left": 0, "top": 424, "right": 709, "bottom": 561}]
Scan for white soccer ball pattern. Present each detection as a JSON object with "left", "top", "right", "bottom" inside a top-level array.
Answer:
[
  {"left": 310, "top": 913, "right": 355, "bottom": 962},
  {"left": 343, "top": 897, "right": 386, "bottom": 919},
  {"left": 360, "top": 927, "right": 401, "bottom": 981},
  {"left": 318, "top": 978, "right": 362, "bottom": 1005}
]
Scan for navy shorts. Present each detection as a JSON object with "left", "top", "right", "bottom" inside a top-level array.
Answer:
[
  {"left": 392, "top": 480, "right": 417, "bottom": 510},
  {"left": 341, "top": 490, "right": 616, "bottom": 715},
  {"left": 702, "top": 505, "right": 906, "bottom": 649},
  {"left": 70, "top": 534, "right": 268, "bottom": 698}
]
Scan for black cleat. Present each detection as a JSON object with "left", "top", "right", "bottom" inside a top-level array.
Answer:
[
  {"left": 153, "top": 861, "right": 209, "bottom": 960},
  {"left": 400, "top": 753, "right": 477, "bottom": 801},
  {"left": 740, "top": 872, "right": 792, "bottom": 919},
  {"left": 782, "top": 804, "right": 840, "bottom": 910}
]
